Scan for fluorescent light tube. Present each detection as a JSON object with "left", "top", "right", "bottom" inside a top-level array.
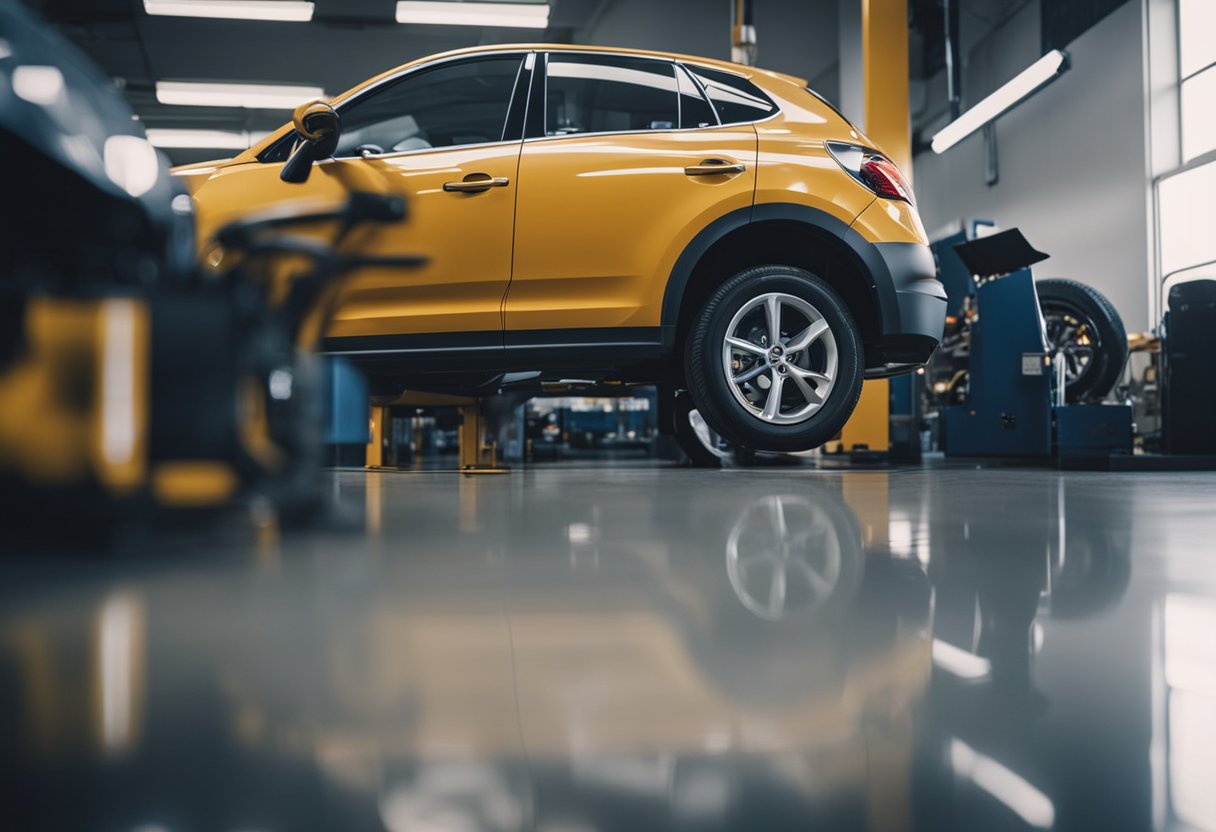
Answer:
[
  {"left": 157, "top": 81, "right": 324, "bottom": 109},
  {"left": 950, "top": 739, "right": 1055, "bottom": 828},
  {"left": 932, "top": 639, "right": 992, "bottom": 681},
  {"left": 145, "top": 129, "right": 265, "bottom": 149},
  {"left": 143, "top": 1, "right": 314, "bottom": 22},
  {"left": 931, "top": 49, "right": 1070, "bottom": 154},
  {"left": 396, "top": 1, "right": 550, "bottom": 28}
]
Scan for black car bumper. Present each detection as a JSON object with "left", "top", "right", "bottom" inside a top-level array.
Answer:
[{"left": 865, "top": 241, "right": 947, "bottom": 372}]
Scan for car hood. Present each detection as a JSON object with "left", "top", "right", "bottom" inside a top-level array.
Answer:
[{"left": 171, "top": 156, "right": 246, "bottom": 194}]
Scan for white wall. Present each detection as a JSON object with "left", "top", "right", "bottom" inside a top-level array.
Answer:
[{"left": 913, "top": 1, "right": 1150, "bottom": 331}]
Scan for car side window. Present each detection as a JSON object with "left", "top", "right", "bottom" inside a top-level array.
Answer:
[
  {"left": 544, "top": 54, "right": 678, "bottom": 137},
  {"left": 332, "top": 55, "right": 523, "bottom": 158},
  {"left": 686, "top": 65, "right": 778, "bottom": 125},
  {"left": 676, "top": 65, "right": 717, "bottom": 129}
]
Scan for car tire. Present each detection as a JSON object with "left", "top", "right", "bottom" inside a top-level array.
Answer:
[
  {"left": 1036, "top": 278, "right": 1128, "bottom": 403},
  {"left": 685, "top": 265, "right": 864, "bottom": 452}
]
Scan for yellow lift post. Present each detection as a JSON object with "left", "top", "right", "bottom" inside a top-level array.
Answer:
[
  {"left": 838, "top": 0, "right": 911, "bottom": 456},
  {"left": 365, "top": 394, "right": 507, "bottom": 473}
]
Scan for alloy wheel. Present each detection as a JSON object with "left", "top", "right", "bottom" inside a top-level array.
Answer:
[
  {"left": 1042, "top": 301, "right": 1098, "bottom": 387},
  {"left": 720, "top": 292, "right": 838, "bottom": 425}
]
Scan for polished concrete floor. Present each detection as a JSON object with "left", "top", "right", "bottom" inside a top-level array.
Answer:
[{"left": 2, "top": 462, "right": 1215, "bottom": 831}]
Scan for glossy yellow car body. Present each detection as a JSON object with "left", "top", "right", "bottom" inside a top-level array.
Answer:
[
  {"left": 180, "top": 43, "right": 935, "bottom": 349},
  {"left": 180, "top": 43, "right": 944, "bottom": 457}
]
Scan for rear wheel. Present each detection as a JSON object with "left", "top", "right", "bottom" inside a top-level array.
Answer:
[
  {"left": 1036, "top": 278, "right": 1127, "bottom": 403},
  {"left": 685, "top": 266, "right": 864, "bottom": 452}
]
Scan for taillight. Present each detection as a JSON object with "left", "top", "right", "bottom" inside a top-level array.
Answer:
[
  {"left": 825, "top": 140, "right": 914, "bottom": 204},
  {"left": 860, "top": 156, "right": 912, "bottom": 201}
]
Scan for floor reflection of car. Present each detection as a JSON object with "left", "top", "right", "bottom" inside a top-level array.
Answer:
[{"left": 0, "top": 476, "right": 932, "bottom": 831}]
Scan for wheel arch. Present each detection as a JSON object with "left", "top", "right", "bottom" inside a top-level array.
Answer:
[{"left": 661, "top": 203, "right": 897, "bottom": 365}]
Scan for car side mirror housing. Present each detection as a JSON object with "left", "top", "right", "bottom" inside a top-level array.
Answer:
[{"left": 280, "top": 100, "right": 341, "bottom": 184}]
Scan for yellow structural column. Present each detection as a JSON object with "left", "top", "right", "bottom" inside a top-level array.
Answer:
[
  {"left": 862, "top": 0, "right": 912, "bottom": 171},
  {"left": 840, "top": 0, "right": 910, "bottom": 454},
  {"left": 366, "top": 405, "right": 388, "bottom": 468}
]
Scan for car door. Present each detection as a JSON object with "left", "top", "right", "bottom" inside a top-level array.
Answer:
[
  {"left": 191, "top": 53, "right": 528, "bottom": 353},
  {"left": 505, "top": 53, "right": 758, "bottom": 348}
]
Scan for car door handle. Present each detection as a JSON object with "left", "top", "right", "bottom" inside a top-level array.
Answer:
[
  {"left": 685, "top": 159, "right": 746, "bottom": 176},
  {"left": 443, "top": 174, "right": 510, "bottom": 193}
]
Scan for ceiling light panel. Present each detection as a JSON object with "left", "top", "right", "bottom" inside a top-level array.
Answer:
[
  {"left": 157, "top": 81, "right": 325, "bottom": 109},
  {"left": 396, "top": 1, "right": 550, "bottom": 28},
  {"left": 143, "top": 1, "right": 315, "bottom": 22},
  {"left": 145, "top": 129, "right": 266, "bottom": 149}
]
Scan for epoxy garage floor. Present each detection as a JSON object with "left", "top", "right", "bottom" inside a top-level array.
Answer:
[{"left": 2, "top": 464, "right": 1214, "bottom": 832}]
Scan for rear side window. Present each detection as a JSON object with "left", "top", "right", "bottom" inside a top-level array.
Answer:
[
  {"left": 545, "top": 54, "right": 677, "bottom": 136},
  {"left": 686, "top": 66, "right": 778, "bottom": 125},
  {"left": 676, "top": 65, "right": 717, "bottom": 129}
]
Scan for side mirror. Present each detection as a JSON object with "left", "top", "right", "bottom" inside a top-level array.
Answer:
[{"left": 280, "top": 100, "right": 341, "bottom": 184}]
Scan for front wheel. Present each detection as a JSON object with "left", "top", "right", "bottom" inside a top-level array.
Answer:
[{"left": 684, "top": 266, "right": 865, "bottom": 452}]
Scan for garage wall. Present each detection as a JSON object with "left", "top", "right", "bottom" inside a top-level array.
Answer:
[
  {"left": 579, "top": 0, "right": 840, "bottom": 99},
  {"left": 912, "top": 0, "right": 1150, "bottom": 331}
]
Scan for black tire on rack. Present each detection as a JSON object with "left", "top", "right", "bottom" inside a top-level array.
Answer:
[{"left": 1036, "top": 278, "right": 1128, "bottom": 403}]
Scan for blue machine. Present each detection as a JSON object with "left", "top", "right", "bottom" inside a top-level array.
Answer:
[
  {"left": 943, "top": 268, "right": 1053, "bottom": 457},
  {"left": 933, "top": 220, "right": 997, "bottom": 318},
  {"left": 939, "top": 229, "right": 1133, "bottom": 466},
  {"left": 322, "top": 357, "right": 370, "bottom": 445}
]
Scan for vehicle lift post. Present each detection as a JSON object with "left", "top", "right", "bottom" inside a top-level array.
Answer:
[
  {"left": 836, "top": 0, "right": 910, "bottom": 457},
  {"left": 363, "top": 392, "right": 507, "bottom": 473}
]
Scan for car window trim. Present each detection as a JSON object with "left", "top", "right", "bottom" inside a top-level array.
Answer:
[
  {"left": 501, "top": 51, "right": 533, "bottom": 143},
  {"left": 324, "top": 138, "right": 527, "bottom": 165},
  {"left": 525, "top": 51, "right": 546, "bottom": 140},
  {"left": 536, "top": 51, "right": 682, "bottom": 141},
  {"left": 333, "top": 52, "right": 528, "bottom": 160},
  {"left": 675, "top": 63, "right": 721, "bottom": 128},
  {"left": 674, "top": 64, "right": 681, "bottom": 130},
  {"left": 257, "top": 49, "right": 531, "bottom": 163},
  {"left": 520, "top": 51, "right": 782, "bottom": 141},
  {"left": 680, "top": 62, "right": 781, "bottom": 127},
  {"left": 256, "top": 49, "right": 783, "bottom": 161}
]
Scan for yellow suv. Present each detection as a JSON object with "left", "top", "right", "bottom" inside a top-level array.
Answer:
[{"left": 179, "top": 45, "right": 946, "bottom": 451}]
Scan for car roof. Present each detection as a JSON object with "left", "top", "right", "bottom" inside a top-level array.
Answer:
[{"left": 333, "top": 43, "right": 807, "bottom": 107}]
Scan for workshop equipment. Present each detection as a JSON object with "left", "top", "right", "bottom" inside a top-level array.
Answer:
[
  {"left": 323, "top": 358, "right": 370, "bottom": 447},
  {"left": 1163, "top": 279, "right": 1216, "bottom": 455},
  {"left": 939, "top": 229, "right": 1133, "bottom": 465},
  {"left": 0, "top": 3, "right": 419, "bottom": 521}
]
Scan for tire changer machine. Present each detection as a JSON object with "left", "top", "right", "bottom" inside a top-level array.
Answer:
[{"left": 934, "top": 229, "right": 1133, "bottom": 467}]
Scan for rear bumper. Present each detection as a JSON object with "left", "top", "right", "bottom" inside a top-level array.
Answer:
[{"left": 866, "top": 241, "right": 947, "bottom": 370}]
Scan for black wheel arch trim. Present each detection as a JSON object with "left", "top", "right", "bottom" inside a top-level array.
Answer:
[{"left": 659, "top": 201, "right": 903, "bottom": 349}]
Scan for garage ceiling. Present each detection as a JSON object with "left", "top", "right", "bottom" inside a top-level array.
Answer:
[
  {"left": 25, "top": 0, "right": 851, "bottom": 163},
  {"left": 24, "top": 0, "right": 611, "bottom": 159}
]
